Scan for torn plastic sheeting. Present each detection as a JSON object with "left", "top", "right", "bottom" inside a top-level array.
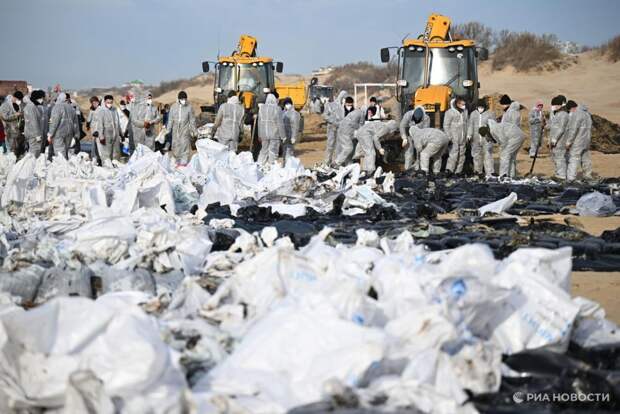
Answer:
[
  {"left": 478, "top": 192, "right": 518, "bottom": 216},
  {"left": 570, "top": 296, "right": 620, "bottom": 347},
  {"left": 0, "top": 153, "right": 37, "bottom": 207},
  {"left": 174, "top": 226, "right": 213, "bottom": 276},
  {"left": 65, "top": 216, "right": 136, "bottom": 243},
  {"left": 92, "top": 265, "right": 157, "bottom": 297},
  {"left": 0, "top": 265, "right": 45, "bottom": 304},
  {"left": 400, "top": 340, "right": 502, "bottom": 404},
  {"left": 163, "top": 277, "right": 211, "bottom": 320},
  {"left": 576, "top": 191, "right": 617, "bottom": 217},
  {"left": 35, "top": 266, "right": 94, "bottom": 304},
  {"left": 0, "top": 293, "right": 188, "bottom": 412},
  {"left": 343, "top": 185, "right": 393, "bottom": 211}
]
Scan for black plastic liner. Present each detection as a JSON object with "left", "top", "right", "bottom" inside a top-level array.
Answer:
[
  {"left": 286, "top": 342, "right": 620, "bottom": 413},
  {"left": 201, "top": 175, "right": 620, "bottom": 271},
  {"left": 471, "top": 342, "right": 620, "bottom": 413}
]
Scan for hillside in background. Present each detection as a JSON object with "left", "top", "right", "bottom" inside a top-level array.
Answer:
[{"left": 479, "top": 51, "right": 620, "bottom": 123}]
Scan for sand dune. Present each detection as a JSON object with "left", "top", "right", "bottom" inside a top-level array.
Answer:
[{"left": 480, "top": 52, "right": 620, "bottom": 123}]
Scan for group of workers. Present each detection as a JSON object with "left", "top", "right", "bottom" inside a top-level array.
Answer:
[
  {"left": 0, "top": 85, "right": 593, "bottom": 181},
  {"left": 211, "top": 91, "right": 301, "bottom": 165},
  {"left": 321, "top": 91, "right": 593, "bottom": 181},
  {"left": 0, "top": 89, "right": 199, "bottom": 165}
]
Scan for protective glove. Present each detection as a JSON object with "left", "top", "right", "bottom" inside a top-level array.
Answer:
[
  {"left": 466, "top": 135, "right": 472, "bottom": 142},
  {"left": 378, "top": 148, "right": 385, "bottom": 156},
  {"left": 353, "top": 130, "right": 359, "bottom": 138},
  {"left": 35, "top": 136, "right": 41, "bottom": 143},
  {"left": 70, "top": 138, "right": 76, "bottom": 148},
  {"left": 92, "top": 131, "right": 99, "bottom": 138},
  {"left": 401, "top": 138, "right": 408, "bottom": 148},
  {"left": 291, "top": 138, "right": 296, "bottom": 144}
]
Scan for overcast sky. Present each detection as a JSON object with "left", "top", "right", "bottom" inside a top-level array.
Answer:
[{"left": 1, "top": 0, "right": 619, "bottom": 90}]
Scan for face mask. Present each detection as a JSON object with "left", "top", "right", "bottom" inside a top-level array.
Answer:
[
  {"left": 179, "top": 99, "right": 187, "bottom": 106},
  {"left": 105, "top": 102, "right": 112, "bottom": 109},
  {"left": 37, "top": 98, "right": 44, "bottom": 104},
  {"left": 345, "top": 105, "right": 353, "bottom": 110},
  {"left": 146, "top": 99, "right": 152, "bottom": 105},
  {"left": 477, "top": 107, "right": 484, "bottom": 113},
  {"left": 285, "top": 103, "right": 293, "bottom": 110},
  {"left": 15, "top": 100, "right": 21, "bottom": 105},
  {"left": 551, "top": 105, "right": 560, "bottom": 111},
  {"left": 458, "top": 104, "right": 466, "bottom": 110},
  {"left": 120, "top": 105, "right": 126, "bottom": 110}
]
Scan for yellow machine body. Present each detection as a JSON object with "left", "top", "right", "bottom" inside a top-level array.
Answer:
[{"left": 275, "top": 80, "right": 307, "bottom": 111}]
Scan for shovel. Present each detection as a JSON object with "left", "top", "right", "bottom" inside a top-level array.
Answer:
[{"left": 525, "top": 142, "right": 541, "bottom": 177}]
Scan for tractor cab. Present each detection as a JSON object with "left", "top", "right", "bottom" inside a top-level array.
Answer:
[{"left": 380, "top": 14, "right": 488, "bottom": 127}]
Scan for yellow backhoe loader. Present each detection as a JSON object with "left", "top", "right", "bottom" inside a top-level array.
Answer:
[
  {"left": 380, "top": 13, "right": 489, "bottom": 128},
  {"left": 201, "top": 34, "right": 283, "bottom": 159}
]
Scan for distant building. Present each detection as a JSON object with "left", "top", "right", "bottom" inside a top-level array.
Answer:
[
  {"left": 556, "top": 40, "right": 582, "bottom": 55},
  {"left": 122, "top": 79, "right": 145, "bottom": 88},
  {"left": 312, "top": 66, "right": 334, "bottom": 76},
  {"left": 0, "top": 80, "right": 28, "bottom": 97}
]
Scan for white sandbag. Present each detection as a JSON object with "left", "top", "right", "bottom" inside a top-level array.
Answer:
[
  {"left": 63, "top": 370, "right": 116, "bottom": 414},
  {"left": 0, "top": 293, "right": 187, "bottom": 412},
  {"left": 35, "top": 266, "right": 94, "bottom": 304},
  {"left": 164, "top": 277, "right": 211, "bottom": 320},
  {"left": 500, "top": 246, "right": 572, "bottom": 292},
  {"left": 490, "top": 257, "right": 580, "bottom": 354},
  {"left": 571, "top": 296, "right": 620, "bottom": 347},
  {"left": 0, "top": 265, "right": 45, "bottom": 304},
  {"left": 96, "top": 266, "right": 156, "bottom": 296},
  {"left": 576, "top": 191, "right": 617, "bottom": 217},
  {"left": 1, "top": 153, "right": 37, "bottom": 207},
  {"left": 198, "top": 296, "right": 385, "bottom": 412}
]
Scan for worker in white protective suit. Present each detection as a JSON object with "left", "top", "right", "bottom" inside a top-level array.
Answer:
[
  {"left": 282, "top": 97, "right": 301, "bottom": 163},
  {"left": 257, "top": 94, "right": 286, "bottom": 165},
  {"left": 528, "top": 100, "right": 545, "bottom": 158},
  {"left": 484, "top": 119, "right": 525, "bottom": 178},
  {"left": 444, "top": 96, "right": 469, "bottom": 174},
  {"left": 322, "top": 90, "right": 347, "bottom": 165},
  {"left": 48, "top": 92, "right": 79, "bottom": 159},
  {"left": 23, "top": 90, "right": 48, "bottom": 158},
  {"left": 401, "top": 105, "right": 431, "bottom": 170},
  {"left": 353, "top": 113, "right": 397, "bottom": 173},
  {"left": 548, "top": 95, "right": 570, "bottom": 180},
  {"left": 131, "top": 92, "right": 161, "bottom": 150},
  {"left": 167, "top": 91, "right": 197, "bottom": 165},
  {"left": 91, "top": 95, "right": 122, "bottom": 162},
  {"left": 334, "top": 96, "right": 365, "bottom": 166},
  {"left": 467, "top": 97, "right": 495, "bottom": 176},
  {"left": 213, "top": 91, "right": 245, "bottom": 152},
  {"left": 410, "top": 125, "right": 450, "bottom": 175},
  {"left": 565, "top": 101, "right": 593, "bottom": 182}
]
